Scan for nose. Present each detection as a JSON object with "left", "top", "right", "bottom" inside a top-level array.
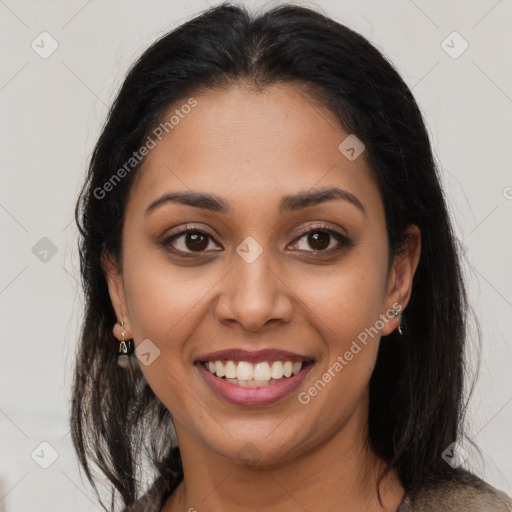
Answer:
[{"left": 214, "top": 248, "right": 294, "bottom": 332}]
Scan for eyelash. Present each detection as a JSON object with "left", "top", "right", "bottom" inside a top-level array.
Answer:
[
  {"left": 161, "top": 223, "right": 351, "bottom": 257},
  {"left": 292, "top": 224, "right": 351, "bottom": 253}
]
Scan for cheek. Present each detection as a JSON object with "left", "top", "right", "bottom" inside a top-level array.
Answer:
[
  {"left": 122, "top": 249, "right": 214, "bottom": 337},
  {"left": 120, "top": 255, "right": 215, "bottom": 415},
  {"left": 297, "top": 254, "right": 387, "bottom": 343},
  {"left": 293, "top": 252, "right": 387, "bottom": 389},
  {"left": 120, "top": 253, "right": 224, "bottom": 395}
]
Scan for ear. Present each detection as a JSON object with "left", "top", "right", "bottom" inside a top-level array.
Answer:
[
  {"left": 101, "top": 249, "right": 133, "bottom": 339},
  {"left": 381, "top": 225, "right": 421, "bottom": 336}
]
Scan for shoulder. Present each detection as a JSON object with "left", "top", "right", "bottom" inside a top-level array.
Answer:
[{"left": 397, "top": 471, "right": 512, "bottom": 512}]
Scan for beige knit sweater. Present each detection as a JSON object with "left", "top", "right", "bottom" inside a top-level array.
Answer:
[
  {"left": 396, "top": 473, "right": 512, "bottom": 511},
  {"left": 124, "top": 470, "right": 512, "bottom": 511}
]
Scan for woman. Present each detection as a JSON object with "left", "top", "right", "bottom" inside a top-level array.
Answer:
[{"left": 71, "top": 3, "right": 512, "bottom": 511}]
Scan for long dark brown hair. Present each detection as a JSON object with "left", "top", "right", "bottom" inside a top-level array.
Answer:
[{"left": 71, "top": 3, "right": 478, "bottom": 510}]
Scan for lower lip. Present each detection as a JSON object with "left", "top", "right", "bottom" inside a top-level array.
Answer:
[{"left": 196, "top": 362, "right": 314, "bottom": 406}]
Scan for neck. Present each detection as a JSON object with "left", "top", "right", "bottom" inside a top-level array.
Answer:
[{"left": 164, "top": 403, "right": 404, "bottom": 512}]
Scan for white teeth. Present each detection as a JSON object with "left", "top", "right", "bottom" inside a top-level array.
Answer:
[
  {"left": 253, "top": 362, "right": 271, "bottom": 381},
  {"left": 215, "top": 360, "right": 225, "bottom": 377},
  {"left": 236, "top": 361, "right": 253, "bottom": 380},
  {"left": 205, "top": 360, "right": 306, "bottom": 381},
  {"left": 270, "top": 361, "right": 283, "bottom": 379},
  {"left": 225, "top": 378, "right": 278, "bottom": 387},
  {"left": 225, "top": 361, "right": 237, "bottom": 379}
]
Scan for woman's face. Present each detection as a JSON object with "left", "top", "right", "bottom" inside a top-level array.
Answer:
[{"left": 105, "top": 83, "right": 419, "bottom": 465}]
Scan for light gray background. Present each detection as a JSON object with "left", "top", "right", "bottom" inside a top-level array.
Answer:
[{"left": 1, "top": 0, "right": 511, "bottom": 510}]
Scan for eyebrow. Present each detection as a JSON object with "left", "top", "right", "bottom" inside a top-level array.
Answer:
[{"left": 145, "top": 187, "right": 366, "bottom": 216}]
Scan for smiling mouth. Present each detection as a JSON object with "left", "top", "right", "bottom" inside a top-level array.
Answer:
[{"left": 199, "top": 359, "right": 315, "bottom": 387}]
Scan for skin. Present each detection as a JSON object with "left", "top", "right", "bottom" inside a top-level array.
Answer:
[{"left": 104, "top": 83, "right": 421, "bottom": 512}]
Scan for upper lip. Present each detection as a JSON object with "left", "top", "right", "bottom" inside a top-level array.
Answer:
[{"left": 195, "top": 348, "right": 314, "bottom": 364}]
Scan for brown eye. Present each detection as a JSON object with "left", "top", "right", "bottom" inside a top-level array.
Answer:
[
  {"left": 185, "top": 232, "right": 209, "bottom": 251},
  {"left": 289, "top": 225, "right": 350, "bottom": 253},
  {"left": 307, "top": 231, "right": 331, "bottom": 250},
  {"left": 163, "top": 229, "right": 222, "bottom": 255}
]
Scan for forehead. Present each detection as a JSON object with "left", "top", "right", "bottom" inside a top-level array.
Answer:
[{"left": 129, "top": 83, "right": 382, "bottom": 216}]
